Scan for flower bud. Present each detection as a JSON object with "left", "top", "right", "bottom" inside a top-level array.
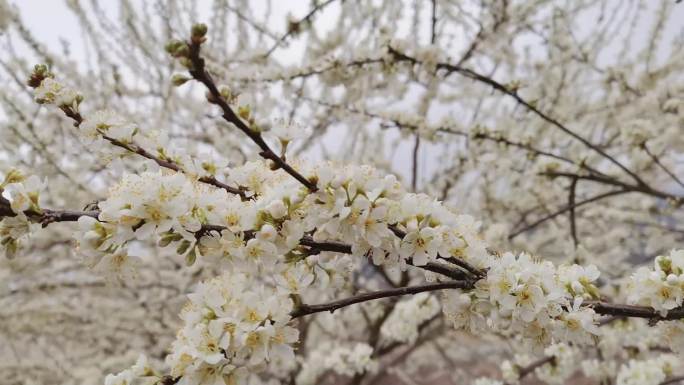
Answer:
[
  {"left": 191, "top": 23, "right": 208, "bottom": 44},
  {"left": 164, "top": 39, "right": 186, "bottom": 57},
  {"left": 164, "top": 41, "right": 176, "bottom": 54},
  {"left": 219, "top": 85, "right": 233, "bottom": 101},
  {"left": 257, "top": 118, "right": 272, "bottom": 132},
  {"left": 179, "top": 57, "right": 193, "bottom": 69},
  {"left": 83, "top": 231, "right": 102, "bottom": 248},
  {"left": 259, "top": 224, "right": 278, "bottom": 242},
  {"left": 171, "top": 74, "right": 191, "bottom": 86},
  {"left": 666, "top": 274, "right": 680, "bottom": 286},
  {"left": 27, "top": 64, "right": 54, "bottom": 88},
  {"left": 266, "top": 200, "right": 288, "bottom": 219},
  {"left": 1, "top": 169, "right": 25, "bottom": 187},
  {"left": 238, "top": 105, "right": 251, "bottom": 120}
]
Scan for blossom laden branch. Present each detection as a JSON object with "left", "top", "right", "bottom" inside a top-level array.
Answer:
[
  {"left": 6, "top": 14, "right": 684, "bottom": 385},
  {"left": 26, "top": 64, "right": 251, "bottom": 200},
  {"left": 539, "top": 170, "right": 683, "bottom": 203},
  {"left": 170, "top": 26, "right": 318, "bottom": 192},
  {"left": 6, "top": 200, "right": 684, "bottom": 327}
]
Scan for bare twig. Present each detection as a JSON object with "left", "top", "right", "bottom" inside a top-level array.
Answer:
[
  {"left": 642, "top": 142, "right": 684, "bottom": 189},
  {"left": 262, "top": 0, "right": 338, "bottom": 58}
]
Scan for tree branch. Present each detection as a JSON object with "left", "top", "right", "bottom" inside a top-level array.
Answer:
[
  {"left": 60, "top": 108, "right": 250, "bottom": 199},
  {"left": 568, "top": 177, "right": 579, "bottom": 249},
  {"left": 387, "top": 46, "right": 647, "bottom": 186},
  {"left": 540, "top": 170, "right": 682, "bottom": 202},
  {"left": 7, "top": 205, "right": 684, "bottom": 323},
  {"left": 187, "top": 40, "right": 318, "bottom": 192},
  {"left": 290, "top": 281, "right": 468, "bottom": 318}
]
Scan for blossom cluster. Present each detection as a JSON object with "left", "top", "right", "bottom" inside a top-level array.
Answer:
[
  {"left": 627, "top": 249, "right": 684, "bottom": 315},
  {"left": 104, "top": 355, "right": 157, "bottom": 385},
  {"left": 615, "top": 354, "right": 679, "bottom": 385},
  {"left": 295, "top": 342, "right": 376, "bottom": 385},
  {"left": 75, "top": 151, "right": 493, "bottom": 276},
  {"left": 16, "top": 63, "right": 684, "bottom": 385},
  {"left": 380, "top": 292, "right": 440, "bottom": 344},
  {"left": 67, "top": 151, "right": 624, "bottom": 382},
  {"left": 29, "top": 64, "right": 83, "bottom": 112},
  {"left": 500, "top": 343, "right": 577, "bottom": 385},
  {"left": 443, "top": 253, "right": 601, "bottom": 351},
  {"left": 166, "top": 272, "right": 298, "bottom": 384},
  {"left": 12, "top": 94, "right": 652, "bottom": 384},
  {"left": 0, "top": 169, "right": 44, "bottom": 258},
  {"left": 29, "top": 67, "right": 230, "bottom": 185}
]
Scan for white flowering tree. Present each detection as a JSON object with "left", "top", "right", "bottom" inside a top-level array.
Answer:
[{"left": 1, "top": 1, "right": 684, "bottom": 385}]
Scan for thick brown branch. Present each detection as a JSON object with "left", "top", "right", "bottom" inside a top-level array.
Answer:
[
  {"left": 290, "top": 281, "right": 468, "bottom": 318},
  {"left": 1, "top": 203, "right": 468, "bottom": 281},
  {"left": 586, "top": 301, "right": 684, "bottom": 321},
  {"left": 0, "top": 197, "right": 98, "bottom": 227}
]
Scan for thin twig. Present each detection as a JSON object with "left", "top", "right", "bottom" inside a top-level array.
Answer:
[
  {"left": 568, "top": 177, "right": 579, "bottom": 248},
  {"left": 262, "top": 0, "right": 338, "bottom": 58},
  {"left": 60, "top": 107, "right": 250, "bottom": 199},
  {"left": 508, "top": 189, "right": 628, "bottom": 240},
  {"left": 642, "top": 142, "right": 684, "bottom": 189}
]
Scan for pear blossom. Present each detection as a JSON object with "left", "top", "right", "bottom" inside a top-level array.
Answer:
[
  {"left": 4, "top": 175, "right": 45, "bottom": 213},
  {"left": 81, "top": 109, "right": 138, "bottom": 142},
  {"left": 399, "top": 226, "right": 441, "bottom": 266}
]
